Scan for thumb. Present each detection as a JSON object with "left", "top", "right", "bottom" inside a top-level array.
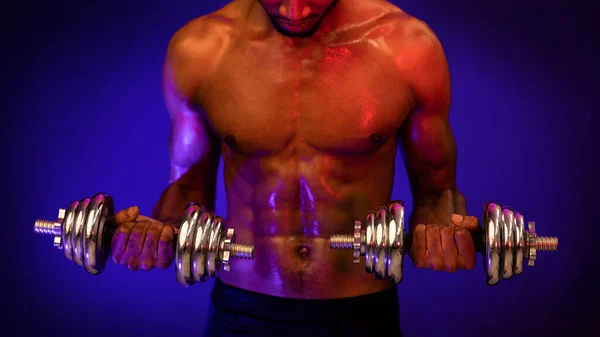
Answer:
[
  {"left": 113, "top": 206, "right": 140, "bottom": 225},
  {"left": 450, "top": 214, "right": 480, "bottom": 232}
]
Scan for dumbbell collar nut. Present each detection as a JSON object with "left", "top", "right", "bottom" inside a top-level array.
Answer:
[
  {"left": 220, "top": 228, "right": 235, "bottom": 271},
  {"left": 353, "top": 221, "right": 364, "bottom": 263},
  {"left": 525, "top": 221, "right": 537, "bottom": 266},
  {"left": 33, "top": 208, "right": 67, "bottom": 249}
]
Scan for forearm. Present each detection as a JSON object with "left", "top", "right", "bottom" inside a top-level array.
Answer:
[
  {"left": 151, "top": 181, "right": 216, "bottom": 227},
  {"left": 408, "top": 187, "right": 468, "bottom": 230}
]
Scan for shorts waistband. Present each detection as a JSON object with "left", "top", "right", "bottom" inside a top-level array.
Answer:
[{"left": 210, "top": 278, "right": 399, "bottom": 323}]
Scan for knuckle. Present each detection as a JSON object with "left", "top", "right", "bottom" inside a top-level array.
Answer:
[
  {"left": 428, "top": 253, "right": 442, "bottom": 270},
  {"left": 413, "top": 230, "right": 425, "bottom": 242},
  {"left": 145, "top": 230, "right": 161, "bottom": 244},
  {"left": 445, "top": 261, "right": 458, "bottom": 272},
  {"left": 455, "top": 227, "right": 469, "bottom": 238},
  {"left": 414, "top": 259, "right": 427, "bottom": 269},
  {"left": 140, "top": 260, "right": 154, "bottom": 271},
  {"left": 159, "top": 226, "right": 175, "bottom": 243},
  {"left": 127, "top": 236, "right": 143, "bottom": 248},
  {"left": 164, "top": 224, "right": 175, "bottom": 235},
  {"left": 425, "top": 225, "right": 439, "bottom": 234},
  {"left": 131, "top": 224, "right": 146, "bottom": 237},
  {"left": 149, "top": 223, "right": 163, "bottom": 234},
  {"left": 116, "top": 224, "right": 131, "bottom": 236},
  {"left": 127, "top": 258, "right": 139, "bottom": 270},
  {"left": 440, "top": 225, "right": 454, "bottom": 238},
  {"left": 440, "top": 224, "right": 453, "bottom": 232},
  {"left": 432, "top": 260, "right": 444, "bottom": 271},
  {"left": 117, "top": 254, "right": 129, "bottom": 266}
]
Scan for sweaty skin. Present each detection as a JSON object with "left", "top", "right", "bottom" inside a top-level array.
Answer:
[{"left": 112, "top": 0, "right": 479, "bottom": 299}]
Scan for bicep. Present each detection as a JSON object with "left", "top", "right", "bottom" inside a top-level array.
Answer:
[
  {"left": 167, "top": 111, "right": 220, "bottom": 184},
  {"left": 399, "top": 111, "right": 457, "bottom": 198},
  {"left": 397, "top": 22, "right": 456, "bottom": 198},
  {"left": 162, "top": 33, "right": 221, "bottom": 186}
]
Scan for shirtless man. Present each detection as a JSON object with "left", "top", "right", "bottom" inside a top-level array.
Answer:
[{"left": 110, "top": 0, "right": 480, "bottom": 335}]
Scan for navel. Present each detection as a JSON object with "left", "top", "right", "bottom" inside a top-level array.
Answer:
[
  {"left": 298, "top": 245, "right": 310, "bottom": 258},
  {"left": 370, "top": 133, "right": 383, "bottom": 143},
  {"left": 224, "top": 134, "right": 237, "bottom": 145}
]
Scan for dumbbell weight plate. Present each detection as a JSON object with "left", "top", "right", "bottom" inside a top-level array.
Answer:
[
  {"left": 364, "top": 211, "right": 376, "bottom": 273},
  {"left": 72, "top": 197, "right": 91, "bottom": 267},
  {"left": 82, "top": 193, "right": 114, "bottom": 275},
  {"left": 207, "top": 216, "right": 224, "bottom": 279},
  {"left": 374, "top": 206, "right": 389, "bottom": 280},
  {"left": 176, "top": 203, "right": 203, "bottom": 287},
  {"left": 514, "top": 212, "right": 525, "bottom": 275},
  {"left": 192, "top": 210, "right": 214, "bottom": 283},
  {"left": 62, "top": 200, "right": 79, "bottom": 262},
  {"left": 501, "top": 207, "right": 516, "bottom": 279},
  {"left": 387, "top": 201, "right": 405, "bottom": 284},
  {"left": 483, "top": 202, "right": 503, "bottom": 285}
]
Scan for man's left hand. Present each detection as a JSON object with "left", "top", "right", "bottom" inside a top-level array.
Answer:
[{"left": 408, "top": 214, "right": 479, "bottom": 272}]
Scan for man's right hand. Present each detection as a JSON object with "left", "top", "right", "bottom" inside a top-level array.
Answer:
[{"left": 110, "top": 206, "right": 176, "bottom": 271}]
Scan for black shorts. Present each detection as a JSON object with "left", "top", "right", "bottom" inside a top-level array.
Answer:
[{"left": 204, "top": 278, "right": 402, "bottom": 337}]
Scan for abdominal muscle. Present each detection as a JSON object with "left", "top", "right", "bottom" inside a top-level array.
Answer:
[{"left": 216, "top": 150, "right": 398, "bottom": 299}]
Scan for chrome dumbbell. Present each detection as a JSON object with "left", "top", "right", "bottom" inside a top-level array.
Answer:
[
  {"left": 33, "top": 192, "right": 255, "bottom": 287},
  {"left": 329, "top": 201, "right": 559, "bottom": 285}
]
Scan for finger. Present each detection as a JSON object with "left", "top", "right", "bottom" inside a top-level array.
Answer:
[
  {"left": 409, "top": 224, "right": 427, "bottom": 268},
  {"left": 124, "top": 221, "right": 152, "bottom": 271},
  {"left": 140, "top": 221, "right": 163, "bottom": 271},
  {"left": 439, "top": 224, "right": 458, "bottom": 272},
  {"left": 425, "top": 225, "right": 444, "bottom": 271},
  {"left": 111, "top": 221, "right": 136, "bottom": 264},
  {"left": 114, "top": 206, "right": 140, "bottom": 226},
  {"left": 136, "top": 215, "right": 160, "bottom": 223},
  {"left": 451, "top": 214, "right": 480, "bottom": 232},
  {"left": 138, "top": 215, "right": 181, "bottom": 235},
  {"left": 157, "top": 225, "right": 176, "bottom": 269},
  {"left": 455, "top": 227, "right": 476, "bottom": 270}
]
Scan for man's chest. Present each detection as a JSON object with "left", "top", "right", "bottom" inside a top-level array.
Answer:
[{"left": 199, "top": 40, "right": 415, "bottom": 156}]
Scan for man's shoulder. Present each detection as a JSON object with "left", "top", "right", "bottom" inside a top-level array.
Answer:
[
  {"left": 368, "top": 8, "right": 450, "bottom": 111},
  {"left": 163, "top": 6, "right": 242, "bottom": 95},
  {"left": 162, "top": 7, "right": 242, "bottom": 107},
  {"left": 166, "top": 11, "right": 236, "bottom": 61},
  {"left": 370, "top": 9, "right": 447, "bottom": 76},
  {"left": 372, "top": 8, "right": 442, "bottom": 54}
]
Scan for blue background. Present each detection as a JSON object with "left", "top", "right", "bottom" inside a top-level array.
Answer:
[{"left": 5, "top": 1, "right": 598, "bottom": 336}]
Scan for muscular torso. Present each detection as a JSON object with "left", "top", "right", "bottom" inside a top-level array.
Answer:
[{"left": 181, "top": 3, "right": 424, "bottom": 299}]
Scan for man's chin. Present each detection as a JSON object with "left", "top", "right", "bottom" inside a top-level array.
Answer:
[{"left": 272, "top": 20, "right": 320, "bottom": 38}]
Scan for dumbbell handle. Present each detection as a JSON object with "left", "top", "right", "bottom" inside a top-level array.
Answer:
[
  {"left": 404, "top": 228, "right": 559, "bottom": 255},
  {"left": 102, "top": 222, "right": 178, "bottom": 253},
  {"left": 330, "top": 229, "right": 485, "bottom": 255},
  {"left": 331, "top": 227, "right": 559, "bottom": 256},
  {"left": 404, "top": 230, "right": 486, "bottom": 254},
  {"left": 103, "top": 220, "right": 255, "bottom": 260},
  {"left": 34, "top": 215, "right": 255, "bottom": 259}
]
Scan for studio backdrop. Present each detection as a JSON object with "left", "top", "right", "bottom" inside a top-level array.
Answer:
[{"left": 4, "top": 1, "right": 598, "bottom": 336}]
